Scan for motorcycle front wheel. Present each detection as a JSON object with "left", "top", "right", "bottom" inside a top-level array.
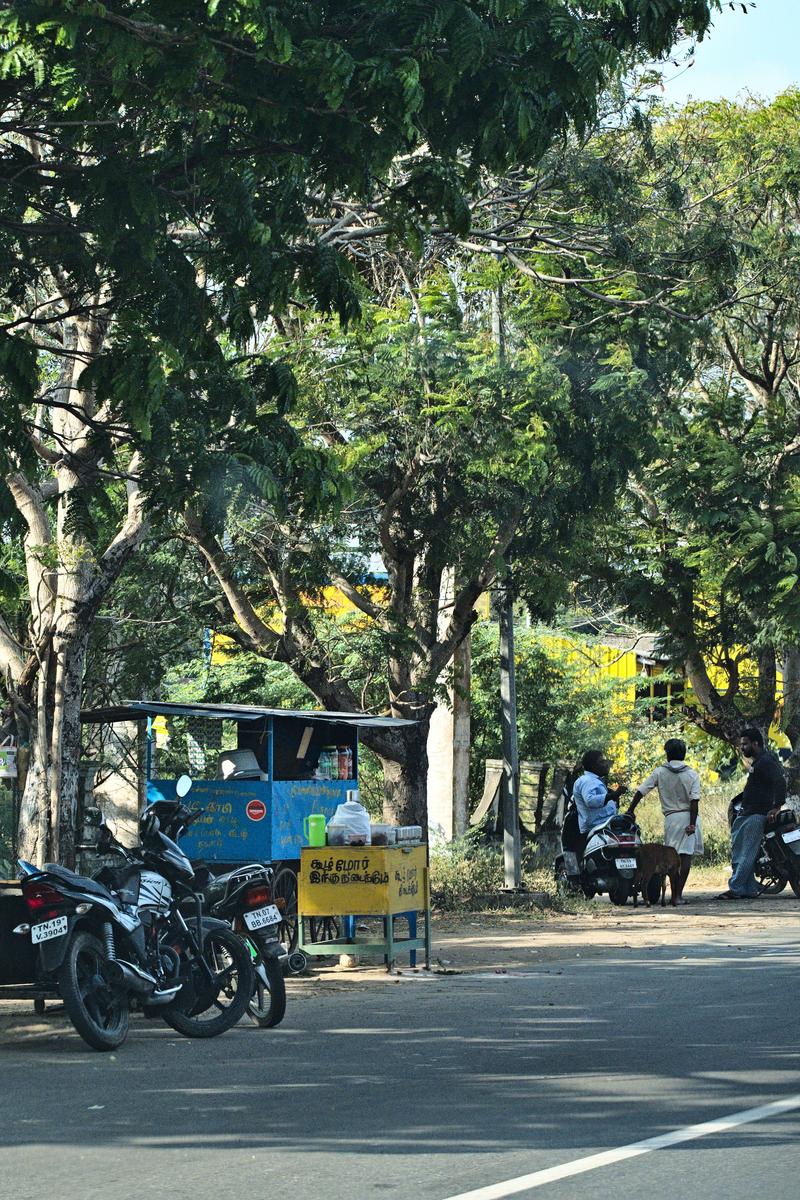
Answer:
[
  {"left": 247, "top": 949, "right": 287, "bottom": 1028},
  {"left": 163, "top": 925, "right": 253, "bottom": 1038},
  {"left": 554, "top": 862, "right": 581, "bottom": 896},
  {"left": 57, "top": 930, "right": 129, "bottom": 1051}
]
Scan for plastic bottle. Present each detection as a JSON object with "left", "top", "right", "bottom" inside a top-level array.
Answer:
[
  {"left": 337, "top": 745, "right": 351, "bottom": 780},
  {"left": 320, "top": 746, "right": 337, "bottom": 780}
]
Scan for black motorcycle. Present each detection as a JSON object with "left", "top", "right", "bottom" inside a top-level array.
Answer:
[
  {"left": 753, "top": 808, "right": 800, "bottom": 897},
  {"left": 15, "top": 777, "right": 253, "bottom": 1051},
  {"left": 203, "top": 863, "right": 287, "bottom": 1027}
]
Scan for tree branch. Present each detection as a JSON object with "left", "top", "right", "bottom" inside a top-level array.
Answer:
[{"left": 183, "top": 505, "right": 281, "bottom": 653}]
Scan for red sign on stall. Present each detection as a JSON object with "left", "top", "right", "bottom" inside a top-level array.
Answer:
[{"left": 245, "top": 799, "right": 267, "bottom": 822}]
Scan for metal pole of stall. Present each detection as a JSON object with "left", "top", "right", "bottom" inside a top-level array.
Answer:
[{"left": 145, "top": 716, "right": 153, "bottom": 780}]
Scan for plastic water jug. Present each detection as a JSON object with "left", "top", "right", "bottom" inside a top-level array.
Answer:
[
  {"left": 328, "top": 794, "right": 371, "bottom": 845},
  {"left": 303, "top": 813, "right": 327, "bottom": 847}
]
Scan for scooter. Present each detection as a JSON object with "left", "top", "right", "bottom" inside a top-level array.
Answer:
[{"left": 555, "top": 797, "right": 647, "bottom": 905}]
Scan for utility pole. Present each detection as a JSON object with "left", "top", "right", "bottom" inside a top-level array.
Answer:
[
  {"left": 499, "top": 570, "right": 521, "bottom": 888},
  {"left": 491, "top": 233, "right": 522, "bottom": 890}
]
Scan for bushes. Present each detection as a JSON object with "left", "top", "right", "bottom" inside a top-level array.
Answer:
[
  {"left": 429, "top": 832, "right": 505, "bottom": 911},
  {"left": 429, "top": 831, "right": 584, "bottom": 912}
]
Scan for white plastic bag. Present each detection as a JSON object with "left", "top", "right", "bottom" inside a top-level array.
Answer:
[{"left": 328, "top": 791, "right": 371, "bottom": 845}]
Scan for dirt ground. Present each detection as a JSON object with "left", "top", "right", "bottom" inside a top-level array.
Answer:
[
  {"left": 297, "top": 877, "right": 800, "bottom": 984},
  {"left": 429, "top": 885, "right": 800, "bottom": 973}
]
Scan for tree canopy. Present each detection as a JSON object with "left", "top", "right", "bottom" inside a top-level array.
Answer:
[
  {"left": 583, "top": 92, "right": 800, "bottom": 759},
  {"left": 0, "top": 0, "right": 731, "bottom": 856}
]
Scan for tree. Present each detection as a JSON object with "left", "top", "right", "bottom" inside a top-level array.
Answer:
[
  {"left": 468, "top": 620, "right": 624, "bottom": 801},
  {"left": 0, "top": 0, "right": 725, "bottom": 860},
  {"left": 587, "top": 93, "right": 800, "bottom": 779},
  {"left": 183, "top": 258, "right": 669, "bottom": 823}
]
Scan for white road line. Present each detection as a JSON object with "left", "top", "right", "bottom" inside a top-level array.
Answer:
[{"left": 442, "top": 1094, "right": 800, "bottom": 1200}]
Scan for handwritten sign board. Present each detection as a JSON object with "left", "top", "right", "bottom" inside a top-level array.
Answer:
[
  {"left": 147, "top": 779, "right": 273, "bottom": 862},
  {"left": 299, "top": 845, "right": 428, "bottom": 916},
  {"left": 146, "top": 777, "right": 353, "bottom": 864},
  {"left": 270, "top": 780, "right": 347, "bottom": 860}
]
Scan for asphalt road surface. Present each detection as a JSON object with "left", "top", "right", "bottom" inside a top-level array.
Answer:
[{"left": 0, "top": 910, "right": 798, "bottom": 1200}]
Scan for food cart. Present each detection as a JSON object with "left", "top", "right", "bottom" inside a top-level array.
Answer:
[
  {"left": 298, "top": 843, "right": 431, "bottom": 969},
  {"left": 80, "top": 700, "right": 417, "bottom": 955}
]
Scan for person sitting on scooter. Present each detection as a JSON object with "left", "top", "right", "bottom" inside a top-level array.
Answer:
[{"left": 573, "top": 749, "right": 628, "bottom": 834}]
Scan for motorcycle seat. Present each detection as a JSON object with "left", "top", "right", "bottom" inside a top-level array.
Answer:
[
  {"left": 43, "top": 863, "right": 117, "bottom": 902},
  {"left": 207, "top": 863, "right": 266, "bottom": 886}
]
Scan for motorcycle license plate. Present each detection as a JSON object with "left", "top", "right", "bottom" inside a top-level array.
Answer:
[
  {"left": 243, "top": 904, "right": 281, "bottom": 931},
  {"left": 783, "top": 829, "right": 800, "bottom": 844},
  {"left": 31, "top": 915, "right": 68, "bottom": 944},
  {"left": 616, "top": 857, "right": 637, "bottom": 870}
]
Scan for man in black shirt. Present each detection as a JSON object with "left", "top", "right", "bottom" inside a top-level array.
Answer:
[{"left": 718, "top": 727, "right": 787, "bottom": 900}]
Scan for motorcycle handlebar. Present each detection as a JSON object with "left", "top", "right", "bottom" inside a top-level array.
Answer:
[{"left": 182, "top": 806, "right": 206, "bottom": 827}]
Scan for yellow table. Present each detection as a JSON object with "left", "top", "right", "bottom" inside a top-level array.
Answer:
[{"left": 298, "top": 845, "right": 431, "bottom": 968}]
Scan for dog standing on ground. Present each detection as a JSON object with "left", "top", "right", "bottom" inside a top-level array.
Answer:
[{"left": 633, "top": 842, "right": 681, "bottom": 907}]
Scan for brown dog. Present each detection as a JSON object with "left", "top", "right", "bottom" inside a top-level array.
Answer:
[{"left": 633, "top": 843, "right": 681, "bottom": 907}]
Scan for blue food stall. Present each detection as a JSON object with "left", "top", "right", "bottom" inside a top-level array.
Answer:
[{"left": 79, "top": 700, "right": 415, "bottom": 952}]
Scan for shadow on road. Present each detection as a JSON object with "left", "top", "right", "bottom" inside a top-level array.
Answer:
[{"left": 1, "top": 928, "right": 799, "bottom": 1173}]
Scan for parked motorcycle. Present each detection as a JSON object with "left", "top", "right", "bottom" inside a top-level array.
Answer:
[
  {"left": 753, "top": 808, "right": 800, "bottom": 897},
  {"left": 202, "top": 863, "right": 287, "bottom": 1027},
  {"left": 15, "top": 776, "right": 253, "bottom": 1051},
  {"left": 555, "top": 798, "right": 649, "bottom": 905}
]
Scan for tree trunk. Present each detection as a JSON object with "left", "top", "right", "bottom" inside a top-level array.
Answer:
[
  {"left": 49, "top": 624, "right": 91, "bottom": 864},
  {"left": 367, "top": 722, "right": 431, "bottom": 827},
  {"left": 782, "top": 645, "right": 800, "bottom": 798},
  {"left": 16, "top": 650, "right": 52, "bottom": 866}
]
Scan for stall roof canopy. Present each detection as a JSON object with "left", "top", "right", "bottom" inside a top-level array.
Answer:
[{"left": 80, "top": 700, "right": 415, "bottom": 728}]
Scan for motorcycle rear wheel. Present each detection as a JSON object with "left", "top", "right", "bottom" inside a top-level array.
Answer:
[
  {"left": 247, "top": 950, "right": 287, "bottom": 1028},
  {"left": 162, "top": 926, "right": 253, "bottom": 1038},
  {"left": 609, "top": 880, "right": 632, "bottom": 905},
  {"left": 271, "top": 867, "right": 299, "bottom": 953},
  {"left": 57, "top": 930, "right": 129, "bottom": 1052}
]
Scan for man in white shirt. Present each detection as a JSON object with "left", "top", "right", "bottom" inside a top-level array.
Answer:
[{"left": 627, "top": 738, "right": 702, "bottom": 903}]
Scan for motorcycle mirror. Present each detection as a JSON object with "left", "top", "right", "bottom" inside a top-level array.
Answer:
[{"left": 175, "top": 774, "right": 193, "bottom": 798}]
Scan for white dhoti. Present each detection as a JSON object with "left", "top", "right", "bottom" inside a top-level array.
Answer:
[{"left": 663, "top": 811, "right": 704, "bottom": 856}]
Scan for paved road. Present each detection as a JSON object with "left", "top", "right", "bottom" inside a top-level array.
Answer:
[{"left": 0, "top": 914, "right": 798, "bottom": 1200}]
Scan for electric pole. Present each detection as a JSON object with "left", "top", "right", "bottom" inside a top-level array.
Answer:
[{"left": 491, "top": 239, "right": 521, "bottom": 890}]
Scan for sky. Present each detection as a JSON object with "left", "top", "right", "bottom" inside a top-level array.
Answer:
[{"left": 660, "top": 0, "right": 799, "bottom": 105}]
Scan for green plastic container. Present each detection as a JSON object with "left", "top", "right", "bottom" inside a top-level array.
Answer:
[{"left": 304, "top": 813, "right": 327, "bottom": 847}]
